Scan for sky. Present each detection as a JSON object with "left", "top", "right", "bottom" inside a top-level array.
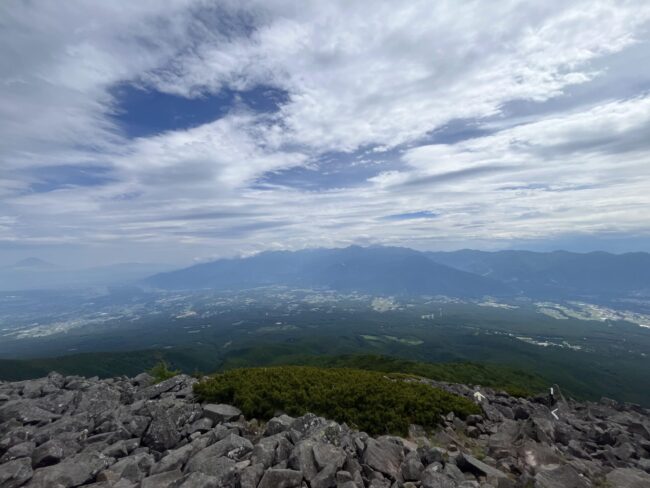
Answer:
[{"left": 1, "top": 0, "right": 650, "bottom": 266}]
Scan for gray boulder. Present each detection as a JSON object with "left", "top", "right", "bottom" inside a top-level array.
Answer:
[
  {"left": 73, "top": 383, "right": 122, "bottom": 417},
  {"left": 185, "top": 433, "right": 253, "bottom": 474},
  {"left": 142, "top": 406, "right": 181, "bottom": 452},
  {"left": 605, "top": 467, "right": 650, "bottom": 488},
  {"left": 288, "top": 439, "right": 319, "bottom": 481},
  {"left": 140, "top": 468, "right": 184, "bottom": 488},
  {"left": 202, "top": 403, "right": 241, "bottom": 424},
  {"left": 97, "top": 452, "right": 154, "bottom": 483},
  {"left": 534, "top": 464, "right": 589, "bottom": 488},
  {"left": 26, "top": 451, "right": 114, "bottom": 487},
  {"left": 169, "top": 471, "right": 221, "bottom": 488},
  {"left": 240, "top": 463, "right": 265, "bottom": 488},
  {"left": 251, "top": 434, "right": 288, "bottom": 468},
  {"left": 136, "top": 375, "right": 195, "bottom": 401},
  {"left": 363, "top": 438, "right": 405, "bottom": 480},
  {"left": 0, "top": 457, "right": 33, "bottom": 488},
  {"left": 421, "top": 468, "right": 458, "bottom": 488},
  {"left": 257, "top": 468, "right": 303, "bottom": 488},
  {"left": 401, "top": 450, "right": 425, "bottom": 481},
  {"left": 456, "top": 453, "right": 508, "bottom": 481},
  {"left": 151, "top": 435, "right": 212, "bottom": 475},
  {"left": 0, "top": 440, "right": 35, "bottom": 463},
  {"left": 264, "top": 414, "right": 295, "bottom": 436},
  {"left": 31, "top": 439, "right": 69, "bottom": 467},
  {"left": 0, "top": 400, "right": 60, "bottom": 425}
]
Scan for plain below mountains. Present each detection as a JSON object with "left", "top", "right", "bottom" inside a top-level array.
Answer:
[{"left": 144, "top": 245, "right": 650, "bottom": 300}]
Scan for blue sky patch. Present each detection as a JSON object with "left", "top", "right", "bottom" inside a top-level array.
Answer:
[{"left": 110, "top": 83, "right": 289, "bottom": 138}]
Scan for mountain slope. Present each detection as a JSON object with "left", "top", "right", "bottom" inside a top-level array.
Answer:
[
  {"left": 426, "top": 249, "right": 650, "bottom": 298},
  {"left": 145, "top": 246, "right": 510, "bottom": 296}
]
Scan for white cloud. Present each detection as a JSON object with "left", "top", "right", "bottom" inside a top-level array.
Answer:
[{"left": 1, "top": 0, "right": 650, "bottom": 264}]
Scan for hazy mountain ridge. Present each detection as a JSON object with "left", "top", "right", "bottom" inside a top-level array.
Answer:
[
  {"left": 426, "top": 249, "right": 650, "bottom": 298},
  {"left": 144, "top": 246, "right": 510, "bottom": 297},
  {"left": 145, "top": 246, "right": 650, "bottom": 300}
]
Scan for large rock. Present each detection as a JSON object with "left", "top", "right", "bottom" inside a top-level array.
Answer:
[
  {"left": 534, "top": 464, "right": 589, "bottom": 488},
  {"left": 31, "top": 439, "right": 70, "bottom": 468},
  {"left": 288, "top": 439, "right": 319, "bottom": 481},
  {"left": 73, "top": 383, "right": 122, "bottom": 417},
  {"left": 264, "top": 414, "right": 294, "bottom": 436},
  {"left": 0, "top": 400, "right": 60, "bottom": 425},
  {"left": 401, "top": 450, "right": 425, "bottom": 481},
  {"left": 363, "top": 438, "right": 405, "bottom": 480},
  {"left": 151, "top": 436, "right": 212, "bottom": 475},
  {"left": 251, "top": 434, "right": 289, "bottom": 469},
  {"left": 136, "top": 375, "right": 195, "bottom": 401},
  {"left": 456, "top": 452, "right": 508, "bottom": 481},
  {"left": 142, "top": 405, "right": 181, "bottom": 452},
  {"left": 257, "top": 468, "right": 303, "bottom": 488},
  {"left": 185, "top": 433, "right": 253, "bottom": 473},
  {"left": 26, "top": 451, "right": 114, "bottom": 487},
  {"left": 169, "top": 471, "right": 221, "bottom": 488},
  {"left": 0, "top": 458, "right": 33, "bottom": 488},
  {"left": 421, "top": 468, "right": 458, "bottom": 488},
  {"left": 140, "top": 468, "right": 183, "bottom": 488},
  {"left": 605, "top": 467, "right": 650, "bottom": 488},
  {"left": 202, "top": 404, "right": 242, "bottom": 424},
  {"left": 188, "top": 456, "right": 237, "bottom": 485},
  {"left": 240, "top": 463, "right": 265, "bottom": 488},
  {"left": 0, "top": 440, "right": 35, "bottom": 463},
  {"left": 97, "top": 452, "right": 154, "bottom": 483}
]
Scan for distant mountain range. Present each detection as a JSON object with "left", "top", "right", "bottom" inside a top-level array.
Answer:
[
  {"left": 426, "top": 249, "right": 650, "bottom": 298},
  {"left": 144, "top": 246, "right": 650, "bottom": 299},
  {"left": 145, "top": 246, "right": 506, "bottom": 297},
  {"left": 6, "top": 247, "right": 650, "bottom": 298}
]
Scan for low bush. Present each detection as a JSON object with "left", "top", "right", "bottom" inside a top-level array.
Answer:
[
  {"left": 148, "top": 360, "right": 180, "bottom": 384},
  {"left": 194, "top": 366, "right": 480, "bottom": 436}
]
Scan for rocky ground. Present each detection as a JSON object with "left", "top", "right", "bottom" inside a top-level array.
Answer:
[{"left": 0, "top": 372, "right": 649, "bottom": 488}]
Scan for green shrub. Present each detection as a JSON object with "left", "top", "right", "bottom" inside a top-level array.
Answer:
[
  {"left": 194, "top": 366, "right": 480, "bottom": 436},
  {"left": 148, "top": 360, "right": 180, "bottom": 384}
]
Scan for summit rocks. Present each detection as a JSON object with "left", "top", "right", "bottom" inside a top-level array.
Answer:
[{"left": 0, "top": 372, "right": 648, "bottom": 487}]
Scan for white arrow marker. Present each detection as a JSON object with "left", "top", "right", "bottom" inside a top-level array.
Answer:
[
  {"left": 551, "top": 409, "right": 559, "bottom": 420},
  {"left": 473, "top": 391, "right": 486, "bottom": 402}
]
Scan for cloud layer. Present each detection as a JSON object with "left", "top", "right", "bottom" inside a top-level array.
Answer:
[{"left": 1, "top": 0, "right": 650, "bottom": 264}]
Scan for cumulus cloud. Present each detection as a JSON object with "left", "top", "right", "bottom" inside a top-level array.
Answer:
[{"left": 1, "top": 0, "right": 650, "bottom": 264}]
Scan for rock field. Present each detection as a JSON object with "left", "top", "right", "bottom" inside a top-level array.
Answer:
[{"left": 0, "top": 372, "right": 649, "bottom": 487}]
